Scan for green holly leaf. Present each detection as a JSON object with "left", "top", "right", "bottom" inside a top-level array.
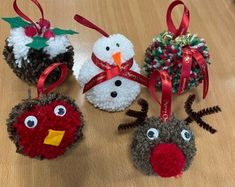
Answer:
[
  {"left": 2, "top": 17, "right": 31, "bottom": 28},
  {"left": 52, "top": 28, "right": 78, "bottom": 36},
  {"left": 26, "top": 36, "right": 48, "bottom": 50}
]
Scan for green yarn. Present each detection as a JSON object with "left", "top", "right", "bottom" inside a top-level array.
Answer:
[{"left": 144, "top": 31, "right": 210, "bottom": 93}]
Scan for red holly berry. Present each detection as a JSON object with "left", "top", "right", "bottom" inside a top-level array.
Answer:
[
  {"left": 24, "top": 26, "right": 37, "bottom": 37},
  {"left": 43, "top": 29, "right": 55, "bottom": 39}
]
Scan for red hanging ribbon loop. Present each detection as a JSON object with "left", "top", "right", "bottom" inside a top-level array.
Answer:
[
  {"left": 149, "top": 70, "right": 172, "bottom": 122},
  {"left": 177, "top": 47, "right": 209, "bottom": 98},
  {"left": 166, "top": 0, "right": 190, "bottom": 37},
  {"left": 13, "top": 0, "right": 46, "bottom": 34},
  {"left": 83, "top": 53, "right": 149, "bottom": 93},
  {"left": 74, "top": 14, "right": 109, "bottom": 37},
  {"left": 37, "top": 63, "right": 68, "bottom": 98}
]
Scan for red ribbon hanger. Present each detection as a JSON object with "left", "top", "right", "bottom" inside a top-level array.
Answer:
[
  {"left": 166, "top": 0, "right": 209, "bottom": 98},
  {"left": 166, "top": 0, "right": 190, "bottom": 37},
  {"left": 37, "top": 63, "right": 68, "bottom": 98},
  {"left": 13, "top": 0, "right": 53, "bottom": 37},
  {"left": 83, "top": 53, "right": 149, "bottom": 93},
  {"left": 149, "top": 70, "right": 172, "bottom": 122},
  {"left": 74, "top": 14, "right": 109, "bottom": 37}
]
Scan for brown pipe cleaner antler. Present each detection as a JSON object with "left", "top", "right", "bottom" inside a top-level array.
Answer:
[
  {"left": 118, "top": 99, "right": 148, "bottom": 131},
  {"left": 184, "top": 94, "right": 221, "bottom": 134}
]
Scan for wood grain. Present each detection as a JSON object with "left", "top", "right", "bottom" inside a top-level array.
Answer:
[{"left": 0, "top": 0, "right": 234, "bottom": 186}]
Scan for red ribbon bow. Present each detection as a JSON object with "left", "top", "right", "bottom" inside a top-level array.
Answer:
[
  {"left": 13, "top": 0, "right": 54, "bottom": 38},
  {"left": 149, "top": 70, "right": 172, "bottom": 122},
  {"left": 166, "top": 0, "right": 209, "bottom": 98},
  {"left": 37, "top": 63, "right": 68, "bottom": 98},
  {"left": 83, "top": 53, "right": 149, "bottom": 93}
]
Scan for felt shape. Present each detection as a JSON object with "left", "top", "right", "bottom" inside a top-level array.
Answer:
[
  {"left": 2, "top": 0, "right": 77, "bottom": 85},
  {"left": 73, "top": 14, "right": 149, "bottom": 112},
  {"left": 118, "top": 70, "right": 221, "bottom": 177},
  {"left": 6, "top": 63, "right": 84, "bottom": 159},
  {"left": 26, "top": 36, "right": 48, "bottom": 50},
  {"left": 144, "top": 0, "right": 210, "bottom": 97},
  {"left": 52, "top": 28, "right": 78, "bottom": 36}
]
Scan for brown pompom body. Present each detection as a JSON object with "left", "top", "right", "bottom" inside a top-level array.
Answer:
[
  {"left": 7, "top": 92, "right": 84, "bottom": 159},
  {"left": 3, "top": 40, "right": 74, "bottom": 85}
]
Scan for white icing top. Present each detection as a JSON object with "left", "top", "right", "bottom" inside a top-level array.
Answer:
[{"left": 7, "top": 27, "right": 71, "bottom": 68}]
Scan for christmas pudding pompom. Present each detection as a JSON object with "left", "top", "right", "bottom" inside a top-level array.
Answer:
[
  {"left": 118, "top": 70, "right": 221, "bottom": 177},
  {"left": 144, "top": 0, "right": 210, "bottom": 98},
  {"left": 7, "top": 63, "right": 84, "bottom": 159},
  {"left": 2, "top": 0, "right": 78, "bottom": 85},
  {"left": 73, "top": 15, "right": 148, "bottom": 112}
]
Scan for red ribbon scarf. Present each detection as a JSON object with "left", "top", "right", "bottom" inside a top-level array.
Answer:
[
  {"left": 149, "top": 70, "right": 172, "bottom": 122},
  {"left": 13, "top": 0, "right": 54, "bottom": 38},
  {"left": 83, "top": 53, "right": 149, "bottom": 93},
  {"left": 37, "top": 63, "right": 68, "bottom": 98},
  {"left": 166, "top": 0, "right": 209, "bottom": 98}
]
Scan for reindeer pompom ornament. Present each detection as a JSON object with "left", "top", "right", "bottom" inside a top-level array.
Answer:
[
  {"left": 144, "top": 0, "right": 210, "bottom": 98},
  {"left": 2, "top": 0, "right": 78, "bottom": 85},
  {"left": 118, "top": 70, "right": 221, "bottom": 178},
  {"left": 7, "top": 63, "right": 84, "bottom": 159},
  {"left": 73, "top": 15, "right": 148, "bottom": 112}
]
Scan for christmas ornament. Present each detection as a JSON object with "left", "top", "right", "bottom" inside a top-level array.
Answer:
[
  {"left": 118, "top": 70, "right": 221, "bottom": 177},
  {"left": 2, "top": 0, "right": 78, "bottom": 85},
  {"left": 7, "top": 63, "right": 84, "bottom": 159},
  {"left": 144, "top": 0, "right": 210, "bottom": 98},
  {"left": 73, "top": 14, "right": 148, "bottom": 112}
]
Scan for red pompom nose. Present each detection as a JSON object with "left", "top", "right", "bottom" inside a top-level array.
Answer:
[{"left": 150, "top": 143, "right": 185, "bottom": 178}]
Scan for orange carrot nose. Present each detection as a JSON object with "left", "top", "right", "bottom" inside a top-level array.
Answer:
[{"left": 112, "top": 52, "right": 121, "bottom": 68}]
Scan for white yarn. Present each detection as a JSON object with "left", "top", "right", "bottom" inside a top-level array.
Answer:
[
  {"left": 7, "top": 27, "right": 32, "bottom": 68},
  {"left": 43, "top": 35, "right": 71, "bottom": 59},
  {"left": 73, "top": 33, "right": 141, "bottom": 112},
  {"left": 7, "top": 28, "right": 71, "bottom": 67}
]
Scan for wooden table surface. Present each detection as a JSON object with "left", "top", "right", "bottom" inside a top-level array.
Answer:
[{"left": 0, "top": 0, "right": 234, "bottom": 187}]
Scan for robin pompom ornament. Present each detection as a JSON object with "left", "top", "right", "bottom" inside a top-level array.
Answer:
[
  {"left": 2, "top": 0, "right": 78, "bottom": 85},
  {"left": 7, "top": 63, "right": 84, "bottom": 159},
  {"left": 73, "top": 15, "right": 148, "bottom": 112},
  {"left": 118, "top": 70, "right": 221, "bottom": 177},
  {"left": 144, "top": 0, "right": 210, "bottom": 98}
]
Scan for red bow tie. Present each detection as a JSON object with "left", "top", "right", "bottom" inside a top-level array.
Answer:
[{"left": 83, "top": 53, "right": 149, "bottom": 93}]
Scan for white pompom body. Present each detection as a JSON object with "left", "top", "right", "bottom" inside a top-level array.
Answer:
[{"left": 73, "top": 33, "right": 141, "bottom": 111}]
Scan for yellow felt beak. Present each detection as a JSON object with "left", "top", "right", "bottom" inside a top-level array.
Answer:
[
  {"left": 43, "top": 129, "right": 65, "bottom": 146},
  {"left": 112, "top": 52, "right": 121, "bottom": 68}
]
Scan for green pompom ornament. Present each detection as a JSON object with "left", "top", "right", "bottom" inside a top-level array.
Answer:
[{"left": 144, "top": 31, "right": 211, "bottom": 93}]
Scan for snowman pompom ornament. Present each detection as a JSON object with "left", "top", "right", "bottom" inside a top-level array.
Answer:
[
  {"left": 73, "top": 15, "right": 148, "bottom": 112},
  {"left": 7, "top": 63, "right": 84, "bottom": 159},
  {"left": 2, "top": 0, "right": 78, "bottom": 85},
  {"left": 118, "top": 70, "right": 221, "bottom": 177},
  {"left": 144, "top": 0, "right": 210, "bottom": 98}
]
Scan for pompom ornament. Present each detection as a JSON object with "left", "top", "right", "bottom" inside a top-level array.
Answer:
[
  {"left": 118, "top": 70, "right": 221, "bottom": 177},
  {"left": 144, "top": 0, "right": 210, "bottom": 98},
  {"left": 2, "top": 0, "right": 78, "bottom": 85},
  {"left": 73, "top": 15, "right": 148, "bottom": 112},
  {"left": 7, "top": 63, "right": 84, "bottom": 159}
]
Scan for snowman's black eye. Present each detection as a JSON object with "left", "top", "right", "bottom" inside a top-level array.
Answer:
[
  {"left": 116, "top": 43, "right": 120, "bottom": 47},
  {"left": 106, "top": 46, "right": 110, "bottom": 51},
  {"left": 24, "top": 116, "right": 38, "bottom": 128},
  {"left": 181, "top": 129, "right": 192, "bottom": 141},
  {"left": 54, "top": 105, "right": 67, "bottom": 117}
]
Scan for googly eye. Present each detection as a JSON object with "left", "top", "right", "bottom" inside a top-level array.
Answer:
[
  {"left": 181, "top": 129, "right": 192, "bottom": 141},
  {"left": 106, "top": 46, "right": 110, "bottom": 51},
  {"left": 24, "top": 116, "right": 38, "bottom": 128},
  {"left": 116, "top": 43, "right": 120, "bottom": 47},
  {"left": 54, "top": 105, "right": 67, "bottom": 117},
  {"left": 147, "top": 128, "right": 159, "bottom": 140}
]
